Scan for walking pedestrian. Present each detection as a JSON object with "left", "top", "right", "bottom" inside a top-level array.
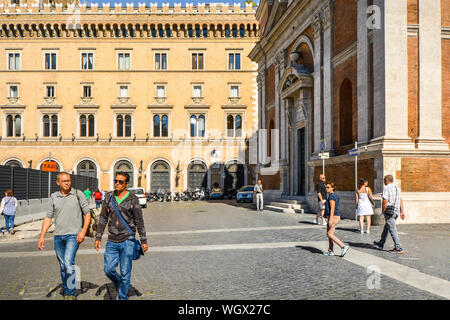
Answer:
[
  {"left": 323, "top": 183, "right": 350, "bottom": 257},
  {"left": 84, "top": 187, "right": 92, "bottom": 205},
  {"left": 314, "top": 174, "right": 328, "bottom": 225},
  {"left": 0, "top": 189, "right": 18, "bottom": 235},
  {"left": 254, "top": 179, "right": 264, "bottom": 211},
  {"left": 356, "top": 178, "right": 374, "bottom": 234},
  {"left": 373, "top": 175, "right": 405, "bottom": 254},
  {"left": 93, "top": 189, "right": 103, "bottom": 210},
  {"left": 94, "top": 172, "right": 148, "bottom": 300},
  {"left": 38, "top": 172, "right": 92, "bottom": 300}
]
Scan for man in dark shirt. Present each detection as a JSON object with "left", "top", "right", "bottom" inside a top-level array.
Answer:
[
  {"left": 314, "top": 174, "right": 327, "bottom": 225},
  {"left": 95, "top": 172, "right": 148, "bottom": 300}
]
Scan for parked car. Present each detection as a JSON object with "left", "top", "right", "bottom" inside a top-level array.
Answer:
[
  {"left": 236, "top": 186, "right": 254, "bottom": 203},
  {"left": 209, "top": 187, "right": 223, "bottom": 200},
  {"left": 128, "top": 187, "right": 147, "bottom": 208}
]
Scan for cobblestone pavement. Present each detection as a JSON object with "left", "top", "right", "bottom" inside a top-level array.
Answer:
[{"left": 0, "top": 200, "right": 448, "bottom": 300}]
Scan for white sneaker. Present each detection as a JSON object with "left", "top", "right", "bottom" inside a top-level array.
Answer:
[
  {"left": 313, "top": 219, "right": 319, "bottom": 225},
  {"left": 321, "top": 221, "right": 327, "bottom": 226},
  {"left": 360, "top": 230, "right": 364, "bottom": 234},
  {"left": 366, "top": 230, "right": 370, "bottom": 234}
]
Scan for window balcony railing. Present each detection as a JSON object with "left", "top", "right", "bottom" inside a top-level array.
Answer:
[
  {"left": 191, "top": 96, "right": 204, "bottom": 104},
  {"left": 228, "top": 96, "right": 241, "bottom": 104},
  {"left": 118, "top": 96, "right": 130, "bottom": 104},
  {"left": 7, "top": 96, "right": 19, "bottom": 104},
  {"left": 80, "top": 96, "right": 93, "bottom": 104},
  {"left": 155, "top": 96, "right": 167, "bottom": 104},
  {"left": 44, "top": 96, "right": 56, "bottom": 104}
]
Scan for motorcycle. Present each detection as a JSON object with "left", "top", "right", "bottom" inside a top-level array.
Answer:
[{"left": 165, "top": 191, "right": 172, "bottom": 202}]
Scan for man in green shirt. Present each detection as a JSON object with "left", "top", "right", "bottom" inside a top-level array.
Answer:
[{"left": 84, "top": 188, "right": 92, "bottom": 201}]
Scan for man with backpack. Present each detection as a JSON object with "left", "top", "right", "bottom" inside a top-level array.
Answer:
[
  {"left": 38, "top": 172, "right": 92, "bottom": 300},
  {"left": 94, "top": 172, "right": 148, "bottom": 300}
]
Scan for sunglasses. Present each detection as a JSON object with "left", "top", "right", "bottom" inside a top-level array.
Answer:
[
  {"left": 114, "top": 179, "right": 126, "bottom": 185},
  {"left": 326, "top": 186, "right": 332, "bottom": 189}
]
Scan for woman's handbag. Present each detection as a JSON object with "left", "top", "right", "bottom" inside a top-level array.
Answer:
[
  {"left": 110, "top": 197, "right": 144, "bottom": 261},
  {"left": 75, "top": 190, "right": 98, "bottom": 237},
  {"left": 366, "top": 188, "right": 376, "bottom": 209}
]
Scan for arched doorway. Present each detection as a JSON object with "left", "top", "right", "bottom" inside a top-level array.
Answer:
[
  {"left": 187, "top": 161, "right": 207, "bottom": 190},
  {"left": 114, "top": 160, "right": 134, "bottom": 187},
  {"left": 77, "top": 160, "right": 97, "bottom": 178},
  {"left": 150, "top": 160, "right": 170, "bottom": 192},
  {"left": 4, "top": 160, "right": 22, "bottom": 167},
  {"left": 224, "top": 160, "right": 245, "bottom": 193}
]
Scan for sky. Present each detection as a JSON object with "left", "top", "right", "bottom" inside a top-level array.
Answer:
[{"left": 79, "top": 0, "right": 260, "bottom": 6}]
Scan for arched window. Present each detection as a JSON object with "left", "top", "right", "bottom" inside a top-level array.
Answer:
[
  {"left": 232, "top": 28, "right": 237, "bottom": 38},
  {"left": 43, "top": 115, "right": 50, "bottom": 137},
  {"left": 339, "top": 79, "right": 353, "bottom": 146},
  {"left": 51, "top": 115, "right": 58, "bottom": 137},
  {"left": 125, "top": 115, "right": 132, "bottom": 137},
  {"left": 161, "top": 115, "right": 168, "bottom": 137},
  {"left": 235, "top": 115, "right": 242, "bottom": 137},
  {"left": 198, "top": 115, "right": 205, "bottom": 137},
  {"left": 80, "top": 115, "right": 87, "bottom": 137},
  {"left": 117, "top": 115, "right": 123, "bottom": 137},
  {"left": 77, "top": 160, "right": 97, "bottom": 178},
  {"left": 159, "top": 27, "right": 164, "bottom": 37},
  {"left": 190, "top": 115, "right": 197, "bottom": 137},
  {"left": 88, "top": 115, "right": 95, "bottom": 137},
  {"left": 6, "top": 115, "right": 13, "bottom": 137},
  {"left": 203, "top": 27, "right": 208, "bottom": 38},
  {"left": 188, "top": 161, "right": 207, "bottom": 190},
  {"left": 153, "top": 115, "right": 160, "bottom": 137},
  {"left": 227, "top": 115, "right": 234, "bottom": 137}
]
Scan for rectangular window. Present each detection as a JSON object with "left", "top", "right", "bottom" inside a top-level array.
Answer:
[
  {"left": 81, "top": 52, "right": 94, "bottom": 70},
  {"left": 155, "top": 53, "right": 167, "bottom": 70},
  {"left": 46, "top": 85, "right": 55, "bottom": 97},
  {"left": 118, "top": 53, "right": 130, "bottom": 70},
  {"left": 228, "top": 53, "right": 241, "bottom": 70},
  {"left": 83, "top": 85, "right": 92, "bottom": 98},
  {"left": 156, "top": 85, "right": 166, "bottom": 98},
  {"left": 192, "top": 53, "right": 204, "bottom": 70},
  {"left": 193, "top": 85, "right": 202, "bottom": 98},
  {"left": 45, "top": 53, "right": 57, "bottom": 70},
  {"left": 8, "top": 53, "right": 21, "bottom": 70},
  {"left": 119, "top": 85, "right": 129, "bottom": 98},
  {"left": 230, "top": 85, "right": 239, "bottom": 98},
  {"left": 9, "top": 85, "right": 18, "bottom": 98}
]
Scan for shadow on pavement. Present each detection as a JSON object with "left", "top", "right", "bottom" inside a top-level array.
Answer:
[
  {"left": 46, "top": 281, "right": 99, "bottom": 299},
  {"left": 335, "top": 227, "right": 360, "bottom": 233},
  {"left": 95, "top": 282, "right": 142, "bottom": 300},
  {"left": 296, "top": 246, "right": 323, "bottom": 255},
  {"left": 346, "top": 242, "right": 380, "bottom": 251}
]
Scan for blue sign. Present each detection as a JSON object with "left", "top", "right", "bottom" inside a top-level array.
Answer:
[
  {"left": 348, "top": 149, "right": 360, "bottom": 157},
  {"left": 320, "top": 140, "right": 326, "bottom": 152}
]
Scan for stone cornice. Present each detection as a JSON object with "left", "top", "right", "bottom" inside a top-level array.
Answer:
[
  {"left": 332, "top": 42, "right": 357, "bottom": 68},
  {"left": 147, "top": 104, "right": 173, "bottom": 109},
  {"left": 184, "top": 105, "right": 210, "bottom": 110},
  {"left": 0, "top": 104, "right": 26, "bottom": 109}
]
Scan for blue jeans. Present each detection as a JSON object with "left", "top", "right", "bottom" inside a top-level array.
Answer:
[
  {"left": 95, "top": 200, "right": 102, "bottom": 209},
  {"left": 3, "top": 215, "right": 15, "bottom": 232},
  {"left": 54, "top": 235, "right": 79, "bottom": 297},
  {"left": 104, "top": 240, "right": 134, "bottom": 300}
]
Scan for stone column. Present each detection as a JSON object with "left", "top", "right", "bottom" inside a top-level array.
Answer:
[
  {"left": 274, "top": 52, "right": 283, "bottom": 168},
  {"left": 357, "top": 0, "right": 370, "bottom": 144},
  {"left": 312, "top": 12, "right": 322, "bottom": 154},
  {"left": 416, "top": 0, "right": 448, "bottom": 150},
  {"left": 321, "top": 2, "right": 333, "bottom": 152},
  {"left": 373, "top": 0, "right": 413, "bottom": 148}
]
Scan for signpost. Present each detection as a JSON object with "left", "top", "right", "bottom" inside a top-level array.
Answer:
[
  {"left": 319, "top": 139, "right": 327, "bottom": 174},
  {"left": 348, "top": 142, "right": 360, "bottom": 221}
]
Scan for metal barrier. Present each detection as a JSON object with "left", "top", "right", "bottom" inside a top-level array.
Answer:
[{"left": 0, "top": 165, "right": 98, "bottom": 200}]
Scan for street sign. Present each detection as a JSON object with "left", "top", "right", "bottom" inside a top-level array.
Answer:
[
  {"left": 42, "top": 161, "right": 57, "bottom": 172},
  {"left": 320, "top": 139, "right": 326, "bottom": 152},
  {"left": 318, "top": 152, "right": 330, "bottom": 159},
  {"left": 348, "top": 149, "right": 360, "bottom": 157}
]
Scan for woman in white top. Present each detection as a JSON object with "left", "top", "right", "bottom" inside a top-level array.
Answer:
[{"left": 355, "top": 178, "right": 374, "bottom": 234}]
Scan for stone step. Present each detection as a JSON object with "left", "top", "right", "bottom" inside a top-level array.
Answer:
[
  {"left": 264, "top": 205, "right": 304, "bottom": 214},
  {"left": 268, "top": 202, "right": 302, "bottom": 210}
]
